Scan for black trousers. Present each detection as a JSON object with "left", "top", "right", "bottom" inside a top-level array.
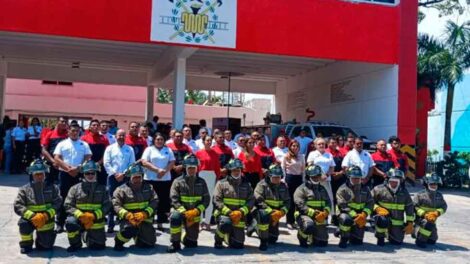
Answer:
[
  {"left": 13, "top": 141, "right": 26, "bottom": 173},
  {"left": 26, "top": 139, "right": 41, "bottom": 164},
  {"left": 57, "top": 171, "right": 80, "bottom": 226},
  {"left": 146, "top": 180, "right": 171, "bottom": 224},
  {"left": 285, "top": 174, "right": 303, "bottom": 224}
]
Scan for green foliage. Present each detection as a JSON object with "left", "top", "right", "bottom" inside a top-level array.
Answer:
[
  {"left": 185, "top": 90, "right": 208, "bottom": 104},
  {"left": 157, "top": 88, "right": 172, "bottom": 103},
  {"left": 419, "top": 0, "right": 468, "bottom": 20}
]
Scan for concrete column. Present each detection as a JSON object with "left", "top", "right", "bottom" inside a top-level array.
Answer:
[
  {"left": 145, "top": 85, "right": 155, "bottom": 122},
  {"left": 172, "top": 57, "right": 186, "bottom": 130}
]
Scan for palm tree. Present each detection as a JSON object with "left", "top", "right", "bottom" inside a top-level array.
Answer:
[{"left": 418, "top": 21, "right": 470, "bottom": 151}]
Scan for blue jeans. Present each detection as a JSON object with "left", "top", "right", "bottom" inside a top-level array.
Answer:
[{"left": 107, "top": 175, "right": 127, "bottom": 228}]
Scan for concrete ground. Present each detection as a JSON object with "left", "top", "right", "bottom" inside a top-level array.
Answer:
[{"left": 0, "top": 174, "right": 469, "bottom": 264}]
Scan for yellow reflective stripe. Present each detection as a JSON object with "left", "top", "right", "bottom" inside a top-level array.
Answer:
[
  {"left": 406, "top": 215, "right": 415, "bottom": 222},
  {"left": 23, "top": 210, "right": 35, "bottom": 220},
  {"left": 144, "top": 218, "right": 153, "bottom": 224},
  {"left": 192, "top": 216, "right": 201, "bottom": 223},
  {"left": 20, "top": 234, "right": 33, "bottom": 241},
  {"left": 264, "top": 207, "right": 273, "bottom": 214},
  {"left": 177, "top": 206, "right": 186, "bottom": 213},
  {"left": 144, "top": 207, "right": 154, "bottom": 216},
  {"left": 391, "top": 219, "right": 404, "bottom": 226},
  {"left": 363, "top": 208, "right": 372, "bottom": 216},
  {"left": 306, "top": 200, "right": 325, "bottom": 207},
  {"left": 349, "top": 210, "right": 357, "bottom": 218},
  {"left": 233, "top": 221, "right": 246, "bottom": 228},
  {"left": 27, "top": 204, "right": 52, "bottom": 212},
  {"left": 37, "top": 222, "right": 55, "bottom": 231},
  {"left": 213, "top": 209, "right": 220, "bottom": 217},
  {"left": 265, "top": 200, "right": 283, "bottom": 208},
  {"left": 258, "top": 223, "right": 269, "bottom": 231},
  {"left": 90, "top": 222, "right": 105, "bottom": 230},
  {"left": 307, "top": 208, "right": 315, "bottom": 218},
  {"left": 416, "top": 208, "right": 426, "bottom": 217},
  {"left": 46, "top": 208, "right": 56, "bottom": 218},
  {"left": 94, "top": 209, "right": 103, "bottom": 220},
  {"left": 118, "top": 209, "right": 128, "bottom": 219},
  {"left": 281, "top": 207, "right": 288, "bottom": 214},
  {"left": 379, "top": 202, "right": 405, "bottom": 211},
  {"left": 197, "top": 204, "right": 206, "bottom": 213},
  {"left": 170, "top": 226, "right": 182, "bottom": 234},
  {"left": 216, "top": 229, "right": 225, "bottom": 239},
  {"left": 223, "top": 198, "right": 246, "bottom": 206},
  {"left": 239, "top": 206, "right": 249, "bottom": 216},
  {"left": 348, "top": 202, "right": 365, "bottom": 210},
  {"left": 376, "top": 226, "right": 388, "bottom": 233},
  {"left": 123, "top": 202, "right": 149, "bottom": 210},
  {"left": 294, "top": 211, "right": 300, "bottom": 219},
  {"left": 180, "top": 196, "right": 202, "bottom": 203},
  {"left": 419, "top": 227, "right": 432, "bottom": 237},
  {"left": 436, "top": 208, "right": 445, "bottom": 215},
  {"left": 298, "top": 229, "right": 309, "bottom": 239},
  {"left": 221, "top": 206, "right": 231, "bottom": 215},
  {"left": 324, "top": 206, "right": 331, "bottom": 214},
  {"left": 339, "top": 224, "right": 351, "bottom": 232},
  {"left": 73, "top": 209, "right": 83, "bottom": 219},
  {"left": 117, "top": 232, "right": 130, "bottom": 242},
  {"left": 67, "top": 230, "right": 80, "bottom": 238},
  {"left": 76, "top": 203, "right": 102, "bottom": 210}
]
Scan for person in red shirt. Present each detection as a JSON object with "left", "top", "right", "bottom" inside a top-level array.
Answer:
[
  {"left": 125, "top": 121, "right": 148, "bottom": 161},
  {"left": 81, "top": 119, "right": 110, "bottom": 185},
  {"left": 239, "top": 137, "right": 263, "bottom": 189},
  {"left": 166, "top": 130, "right": 193, "bottom": 181},
  {"left": 195, "top": 135, "right": 221, "bottom": 180},
  {"left": 253, "top": 135, "right": 276, "bottom": 172},
  {"left": 387, "top": 136, "right": 409, "bottom": 175},
  {"left": 339, "top": 135, "right": 355, "bottom": 157},
  {"left": 211, "top": 133, "right": 234, "bottom": 178},
  {"left": 370, "top": 139, "right": 394, "bottom": 188},
  {"left": 41, "top": 116, "right": 68, "bottom": 185}
]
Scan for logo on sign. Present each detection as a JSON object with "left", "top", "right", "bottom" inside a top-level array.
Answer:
[{"left": 151, "top": 0, "right": 237, "bottom": 48}]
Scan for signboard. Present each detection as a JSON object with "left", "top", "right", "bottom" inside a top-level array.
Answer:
[{"left": 151, "top": 0, "right": 237, "bottom": 48}]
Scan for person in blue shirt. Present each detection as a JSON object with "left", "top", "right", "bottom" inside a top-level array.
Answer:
[
  {"left": 26, "top": 117, "right": 43, "bottom": 164},
  {"left": 12, "top": 119, "right": 28, "bottom": 173}
]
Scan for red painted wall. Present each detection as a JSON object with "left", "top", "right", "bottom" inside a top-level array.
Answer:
[{"left": 0, "top": 0, "right": 400, "bottom": 64}]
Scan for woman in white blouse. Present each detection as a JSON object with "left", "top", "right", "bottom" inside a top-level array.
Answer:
[
  {"left": 141, "top": 133, "right": 175, "bottom": 230},
  {"left": 306, "top": 137, "right": 335, "bottom": 215},
  {"left": 281, "top": 140, "right": 305, "bottom": 229}
]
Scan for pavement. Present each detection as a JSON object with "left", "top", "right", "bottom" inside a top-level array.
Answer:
[{"left": 0, "top": 174, "right": 469, "bottom": 264}]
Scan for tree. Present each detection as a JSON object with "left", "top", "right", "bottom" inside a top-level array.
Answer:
[
  {"left": 185, "top": 90, "right": 207, "bottom": 105},
  {"left": 418, "top": 20, "right": 470, "bottom": 151},
  {"left": 418, "top": 0, "right": 469, "bottom": 22},
  {"left": 157, "top": 88, "right": 172, "bottom": 103}
]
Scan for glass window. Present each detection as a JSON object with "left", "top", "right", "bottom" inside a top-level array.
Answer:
[{"left": 350, "top": 0, "right": 398, "bottom": 6}]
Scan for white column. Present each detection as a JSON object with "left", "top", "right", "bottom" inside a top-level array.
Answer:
[
  {"left": 145, "top": 85, "right": 155, "bottom": 121},
  {"left": 172, "top": 57, "right": 186, "bottom": 130},
  {"left": 0, "top": 61, "right": 6, "bottom": 118}
]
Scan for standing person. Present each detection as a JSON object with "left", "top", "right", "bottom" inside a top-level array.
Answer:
[
  {"left": 387, "top": 136, "right": 409, "bottom": 175},
  {"left": 294, "top": 129, "right": 313, "bottom": 156},
  {"left": 337, "top": 136, "right": 345, "bottom": 149},
  {"left": 103, "top": 129, "right": 135, "bottom": 233},
  {"left": 139, "top": 125, "right": 153, "bottom": 147},
  {"left": 26, "top": 117, "right": 42, "bottom": 163},
  {"left": 14, "top": 160, "right": 62, "bottom": 254},
  {"left": 125, "top": 122, "right": 147, "bottom": 161},
  {"left": 336, "top": 166, "right": 374, "bottom": 248},
  {"left": 232, "top": 135, "right": 246, "bottom": 158},
  {"left": 194, "top": 128, "right": 208, "bottom": 150},
  {"left": 167, "top": 130, "right": 193, "bottom": 181},
  {"left": 0, "top": 116, "right": 10, "bottom": 168},
  {"left": 371, "top": 139, "right": 394, "bottom": 188},
  {"left": 371, "top": 169, "right": 414, "bottom": 246},
  {"left": 195, "top": 135, "right": 220, "bottom": 229},
  {"left": 326, "top": 137, "right": 345, "bottom": 224},
  {"left": 341, "top": 137, "right": 375, "bottom": 181},
  {"left": 239, "top": 137, "right": 263, "bottom": 189},
  {"left": 64, "top": 161, "right": 111, "bottom": 252},
  {"left": 166, "top": 128, "right": 177, "bottom": 145},
  {"left": 213, "top": 159, "right": 255, "bottom": 249},
  {"left": 212, "top": 133, "right": 234, "bottom": 179},
  {"left": 113, "top": 163, "right": 159, "bottom": 251},
  {"left": 224, "top": 130, "right": 237, "bottom": 150},
  {"left": 81, "top": 119, "right": 110, "bottom": 185},
  {"left": 294, "top": 165, "right": 331, "bottom": 248},
  {"left": 234, "top": 127, "right": 249, "bottom": 142},
  {"left": 149, "top": 115, "right": 159, "bottom": 135},
  {"left": 12, "top": 119, "right": 28, "bottom": 173},
  {"left": 108, "top": 119, "right": 118, "bottom": 135},
  {"left": 413, "top": 173, "right": 447, "bottom": 248},
  {"left": 100, "top": 120, "right": 116, "bottom": 145},
  {"left": 306, "top": 137, "right": 335, "bottom": 215},
  {"left": 53, "top": 124, "right": 92, "bottom": 233},
  {"left": 182, "top": 126, "right": 198, "bottom": 152},
  {"left": 2, "top": 119, "right": 13, "bottom": 175},
  {"left": 141, "top": 133, "right": 175, "bottom": 230},
  {"left": 199, "top": 119, "right": 211, "bottom": 137},
  {"left": 254, "top": 135, "right": 276, "bottom": 172},
  {"left": 282, "top": 140, "right": 306, "bottom": 229},
  {"left": 339, "top": 135, "right": 355, "bottom": 157},
  {"left": 167, "top": 155, "right": 210, "bottom": 253},
  {"left": 41, "top": 117, "right": 68, "bottom": 184},
  {"left": 272, "top": 136, "right": 288, "bottom": 164}
]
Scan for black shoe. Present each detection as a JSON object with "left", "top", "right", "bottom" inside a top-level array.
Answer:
[
  {"left": 416, "top": 240, "right": 427, "bottom": 248},
  {"left": 107, "top": 226, "right": 115, "bottom": 234},
  {"left": 314, "top": 240, "right": 328, "bottom": 247},
  {"left": 389, "top": 238, "right": 402, "bottom": 245},
  {"left": 377, "top": 238, "right": 385, "bottom": 247},
  {"left": 350, "top": 237, "right": 363, "bottom": 245},
  {"left": 183, "top": 239, "right": 197, "bottom": 248},
  {"left": 214, "top": 241, "right": 224, "bottom": 249},
  {"left": 334, "top": 230, "right": 340, "bottom": 238},
  {"left": 89, "top": 244, "right": 106, "bottom": 250},
  {"left": 427, "top": 239, "right": 436, "bottom": 245},
  {"left": 268, "top": 237, "right": 278, "bottom": 244},
  {"left": 297, "top": 234, "right": 309, "bottom": 248},
  {"left": 67, "top": 244, "right": 82, "bottom": 252},
  {"left": 20, "top": 247, "right": 32, "bottom": 254},
  {"left": 259, "top": 241, "right": 268, "bottom": 251},
  {"left": 339, "top": 238, "right": 348, "bottom": 248},
  {"left": 114, "top": 240, "right": 125, "bottom": 252},
  {"left": 229, "top": 243, "right": 244, "bottom": 249},
  {"left": 55, "top": 225, "right": 64, "bottom": 234},
  {"left": 35, "top": 243, "right": 49, "bottom": 251},
  {"left": 167, "top": 242, "right": 181, "bottom": 253}
]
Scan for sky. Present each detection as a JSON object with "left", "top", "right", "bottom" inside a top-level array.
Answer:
[{"left": 419, "top": 0, "right": 470, "bottom": 37}]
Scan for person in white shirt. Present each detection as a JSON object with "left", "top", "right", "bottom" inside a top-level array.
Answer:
[
  {"left": 232, "top": 135, "right": 246, "bottom": 158},
  {"left": 103, "top": 129, "right": 135, "bottom": 233},
  {"left": 100, "top": 120, "right": 116, "bottom": 145},
  {"left": 341, "top": 137, "right": 375, "bottom": 181},
  {"left": 306, "top": 137, "right": 336, "bottom": 214},
  {"left": 26, "top": 117, "right": 42, "bottom": 162},
  {"left": 281, "top": 140, "right": 305, "bottom": 229},
  {"left": 224, "top": 130, "right": 237, "bottom": 150},
  {"left": 294, "top": 129, "right": 313, "bottom": 155},
  {"left": 141, "top": 133, "right": 175, "bottom": 230},
  {"left": 272, "top": 136, "right": 288, "bottom": 163},
  {"left": 182, "top": 127, "right": 198, "bottom": 152},
  {"left": 194, "top": 128, "right": 208, "bottom": 150},
  {"left": 139, "top": 125, "right": 153, "bottom": 147},
  {"left": 53, "top": 124, "right": 92, "bottom": 232},
  {"left": 12, "top": 120, "right": 28, "bottom": 173}
]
